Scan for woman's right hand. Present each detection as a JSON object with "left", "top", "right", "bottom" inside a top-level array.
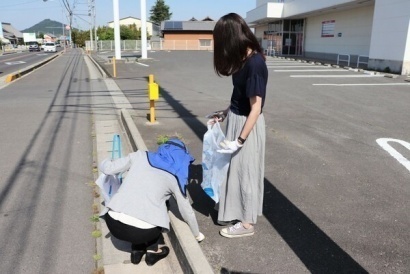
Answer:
[{"left": 206, "top": 110, "right": 227, "bottom": 124}]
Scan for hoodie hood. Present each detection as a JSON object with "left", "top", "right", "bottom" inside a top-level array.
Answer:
[{"left": 146, "top": 139, "right": 195, "bottom": 196}]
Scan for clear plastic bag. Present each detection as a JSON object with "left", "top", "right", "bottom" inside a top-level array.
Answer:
[
  {"left": 95, "top": 173, "right": 121, "bottom": 216},
  {"left": 201, "top": 122, "right": 231, "bottom": 203}
]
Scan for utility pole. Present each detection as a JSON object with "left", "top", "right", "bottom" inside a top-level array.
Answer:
[
  {"left": 140, "top": 0, "right": 147, "bottom": 59},
  {"left": 113, "top": 0, "right": 121, "bottom": 59},
  {"left": 88, "top": 0, "right": 94, "bottom": 51},
  {"left": 93, "top": 0, "right": 97, "bottom": 51},
  {"left": 44, "top": 0, "right": 72, "bottom": 47}
]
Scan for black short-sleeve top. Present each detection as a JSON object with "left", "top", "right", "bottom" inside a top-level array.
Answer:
[{"left": 230, "top": 52, "right": 268, "bottom": 116}]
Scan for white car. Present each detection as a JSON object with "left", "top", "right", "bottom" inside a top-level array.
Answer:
[{"left": 43, "top": 42, "right": 57, "bottom": 53}]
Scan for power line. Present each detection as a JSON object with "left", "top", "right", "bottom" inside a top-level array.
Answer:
[{"left": 0, "top": 0, "right": 38, "bottom": 8}]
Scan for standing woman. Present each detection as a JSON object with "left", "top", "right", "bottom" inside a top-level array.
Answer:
[{"left": 212, "top": 13, "right": 268, "bottom": 238}]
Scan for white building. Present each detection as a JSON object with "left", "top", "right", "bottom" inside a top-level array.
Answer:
[
  {"left": 107, "top": 16, "right": 160, "bottom": 37},
  {"left": 246, "top": 0, "right": 410, "bottom": 75}
]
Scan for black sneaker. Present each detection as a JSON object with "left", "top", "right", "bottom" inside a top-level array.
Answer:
[{"left": 145, "top": 246, "right": 170, "bottom": 266}]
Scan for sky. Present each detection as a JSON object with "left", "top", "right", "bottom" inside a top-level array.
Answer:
[{"left": 0, "top": 0, "right": 256, "bottom": 31}]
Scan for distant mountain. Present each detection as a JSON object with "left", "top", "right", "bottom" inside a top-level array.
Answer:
[{"left": 21, "top": 19, "right": 68, "bottom": 37}]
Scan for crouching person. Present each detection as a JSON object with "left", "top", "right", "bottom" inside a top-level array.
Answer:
[{"left": 99, "top": 139, "right": 205, "bottom": 266}]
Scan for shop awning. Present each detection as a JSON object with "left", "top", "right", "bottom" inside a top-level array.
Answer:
[{"left": 0, "top": 37, "right": 11, "bottom": 44}]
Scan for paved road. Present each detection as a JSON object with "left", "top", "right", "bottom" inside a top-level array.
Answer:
[
  {"left": 96, "top": 50, "right": 410, "bottom": 273},
  {"left": 0, "top": 49, "right": 95, "bottom": 273},
  {"left": 0, "top": 50, "right": 62, "bottom": 76}
]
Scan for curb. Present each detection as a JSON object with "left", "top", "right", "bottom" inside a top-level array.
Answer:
[
  {"left": 86, "top": 53, "right": 107, "bottom": 79},
  {"left": 87, "top": 53, "right": 214, "bottom": 273}
]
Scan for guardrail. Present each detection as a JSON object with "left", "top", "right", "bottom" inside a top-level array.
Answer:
[{"left": 337, "top": 54, "right": 350, "bottom": 66}]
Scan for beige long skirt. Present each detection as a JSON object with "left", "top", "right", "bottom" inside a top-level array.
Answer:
[{"left": 217, "top": 111, "right": 266, "bottom": 224}]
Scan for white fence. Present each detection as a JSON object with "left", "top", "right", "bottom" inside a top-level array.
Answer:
[{"left": 85, "top": 39, "right": 213, "bottom": 51}]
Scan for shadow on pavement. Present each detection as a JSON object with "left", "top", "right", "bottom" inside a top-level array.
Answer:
[
  {"left": 91, "top": 54, "right": 369, "bottom": 273},
  {"left": 159, "top": 85, "right": 368, "bottom": 273},
  {"left": 263, "top": 180, "right": 368, "bottom": 273}
]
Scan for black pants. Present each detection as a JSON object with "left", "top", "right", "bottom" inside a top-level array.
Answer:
[{"left": 104, "top": 212, "right": 163, "bottom": 251}]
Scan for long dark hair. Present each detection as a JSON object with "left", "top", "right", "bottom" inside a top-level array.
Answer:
[{"left": 213, "top": 13, "right": 264, "bottom": 76}]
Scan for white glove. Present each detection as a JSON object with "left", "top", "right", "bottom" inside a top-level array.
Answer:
[
  {"left": 217, "top": 139, "right": 243, "bottom": 154},
  {"left": 195, "top": 232, "right": 205, "bottom": 242}
]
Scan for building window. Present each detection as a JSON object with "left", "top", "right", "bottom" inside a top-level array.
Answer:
[{"left": 199, "top": 39, "right": 211, "bottom": 47}]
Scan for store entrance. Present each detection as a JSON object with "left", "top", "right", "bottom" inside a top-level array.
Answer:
[{"left": 264, "top": 19, "right": 304, "bottom": 56}]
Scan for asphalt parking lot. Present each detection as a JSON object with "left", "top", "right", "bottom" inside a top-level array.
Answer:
[{"left": 97, "top": 50, "right": 410, "bottom": 273}]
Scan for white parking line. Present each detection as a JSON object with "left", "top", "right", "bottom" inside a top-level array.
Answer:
[
  {"left": 136, "top": 62, "right": 149, "bottom": 67},
  {"left": 314, "top": 83, "right": 410, "bottom": 86},
  {"left": 291, "top": 74, "right": 384, "bottom": 78},
  {"left": 376, "top": 138, "right": 410, "bottom": 173},
  {"left": 276, "top": 69, "right": 345, "bottom": 72},
  {"left": 268, "top": 65, "right": 320, "bottom": 68}
]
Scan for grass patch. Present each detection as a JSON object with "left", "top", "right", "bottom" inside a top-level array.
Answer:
[
  {"left": 157, "top": 133, "right": 183, "bottom": 145},
  {"left": 91, "top": 230, "right": 102, "bottom": 238},
  {"left": 89, "top": 215, "right": 100, "bottom": 222}
]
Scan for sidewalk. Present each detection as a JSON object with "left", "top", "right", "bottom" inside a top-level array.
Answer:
[{"left": 87, "top": 53, "right": 213, "bottom": 274}]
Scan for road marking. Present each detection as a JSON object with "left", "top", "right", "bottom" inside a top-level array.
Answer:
[
  {"left": 5, "top": 61, "right": 26, "bottom": 65},
  {"left": 268, "top": 65, "right": 320, "bottom": 68},
  {"left": 376, "top": 138, "right": 410, "bottom": 173},
  {"left": 314, "top": 83, "right": 410, "bottom": 86},
  {"left": 136, "top": 62, "right": 149, "bottom": 67},
  {"left": 276, "top": 69, "right": 345, "bottom": 72},
  {"left": 291, "top": 74, "right": 384, "bottom": 78}
]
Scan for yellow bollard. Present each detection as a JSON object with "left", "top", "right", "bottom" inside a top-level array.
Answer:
[
  {"left": 112, "top": 57, "right": 117, "bottom": 78},
  {"left": 147, "top": 74, "right": 159, "bottom": 123},
  {"left": 150, "top": 100, "right": 156, "bottom": 123}
]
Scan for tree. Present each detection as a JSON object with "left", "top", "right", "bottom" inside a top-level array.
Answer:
[
  {"left": 97, "top": 26, "right": 114, "bottom": 40},
  {"left": 149, "top": 0, "right": 172, "bottom": 25}
]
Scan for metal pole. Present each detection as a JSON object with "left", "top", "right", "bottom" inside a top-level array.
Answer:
[
  {"left": 62, "top": 10, "right": 66, "bottom": 52},
  {"left": 88, "top": 0, "right": 94, "bottom": 51},
  {"left": 140, "top": 0, "right": 147, "bottom": 59},
  {"left": 113, "top": 0, "right": 121, "bottom": 59},
  {"left": 93, "top": 0, "right": 98, "bottom": 51}
]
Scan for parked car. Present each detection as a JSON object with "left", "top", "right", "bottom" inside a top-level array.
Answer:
[
  {"left": 28, "top": 41, "right": 40, "bottom": 52},
  {"left": 43, "top": 42, "right": 57, "bottom": 53}
]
